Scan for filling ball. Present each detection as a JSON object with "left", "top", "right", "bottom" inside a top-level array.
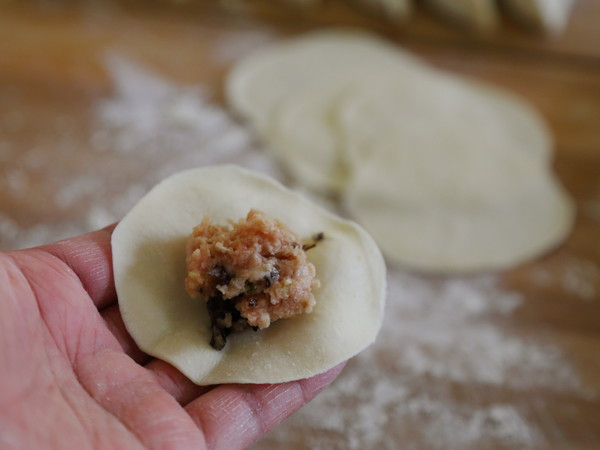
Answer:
[{"left": 185, "top": 209, "right": 321, "bottom": 350}]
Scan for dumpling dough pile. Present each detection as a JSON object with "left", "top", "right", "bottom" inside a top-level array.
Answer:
[
  {"left": 424, "top": 0, "right": 498, "bottom": 32},
  {"left": 353, "top": 0, "right": 413, "bottom": 22},
  {"left": 500, "top": 0, "right": 575, "bottom": 35},
  {"left": 279, "top": 0, "right": 573, "bottom": 34},
  {"left": 113, "top": 165, "right": 386, "bottom": 385},
  {"left": 227, "top": 30, "right": 575, "bottom": 273},
  {"left": 227, "top": 30, "right": 427, "bottom": 192}
]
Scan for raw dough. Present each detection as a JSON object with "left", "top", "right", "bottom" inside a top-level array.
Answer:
[
  {"left": 227, "top": 30, "right": 574, "bottom": 273},
  {"left": 500, "top": 0, "right": 575, "bottom": 34},
  {"left": 265, "top": 82, "right": 350, "bottom": 193},
  {"left": 343, "top": 127, "right": 574, "bottom": 272},
  {"left": 226, "top": 29, "right": 426, "bottom": 134},
  {"left": 352, "top": 0, "right": 413, "bottom": 22},
  {"left": 425, "top": 0, "right": 498, "bottom": 31},
  {"left": 338, "top": 72, "right": 553, "bottom": 169},
  {"left": 338, "top": 73, "right": 571, "bottom": 271},
  {"left": 227, "top": 30, "right": 426, "bottom": 192},
  {"left": 112, "top": 165, "right": 386, "bottom": 385}
]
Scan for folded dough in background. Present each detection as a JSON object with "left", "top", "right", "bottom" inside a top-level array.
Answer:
[
  {"left": 500, "top": 0, "right": 575, "bottom": 34},
  {"left": 227, "top": 30, "right": 575, "bottom": 273},
  {"left": 271, "top": 0, "right": 575, "bottom": 35}
]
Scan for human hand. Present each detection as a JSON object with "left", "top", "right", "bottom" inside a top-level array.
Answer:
[{"left": 0, "top": 225, "right": 344, "bottom": 449}]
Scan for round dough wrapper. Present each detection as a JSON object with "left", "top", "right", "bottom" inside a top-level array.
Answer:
[
  {"left": 262, "top": 67, "right": 436, "bottom": 194},
  {"left": 343, "top": 127, "right": 575, "bottom": 273},
  {"left": 112, "top": 165, "right": 386, "bottom": 385},
  {"left": 226, "top": 28, "right": 427, "bottom": 134},
  {"left": 338, "top": 70, "right": 553, "bottom": 171},
  {"left": 263, "top": 82, "right": 351, "bottom": 194},
  {"left": 237, "top": 33, "right": 426, "bottom": 193}
]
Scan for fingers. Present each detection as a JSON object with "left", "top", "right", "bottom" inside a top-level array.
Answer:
[
  {"left": 40, "top": 224, "right": 117, "bottom": 309},
  {"left": 101, "top": 304, "right": 151, "bottom": 365},
  {"left": 102, "top": 303, "right": 329, "bottom": 417},
  {"left": 76, "top": 349, "right": 205, "bottom": 450},
  {"left": 100, "top": 304, "right": 211, "bottom": 404},
  {"left": 146, "top": 360, "right": 212, "bottom": 405},
  {"left": 185, "top": 363, "right": 346, "bottom": 450}
]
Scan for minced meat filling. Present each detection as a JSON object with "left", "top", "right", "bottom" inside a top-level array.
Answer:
[{"left": 185, "top": 209, "right": 320, "bottom": 350}]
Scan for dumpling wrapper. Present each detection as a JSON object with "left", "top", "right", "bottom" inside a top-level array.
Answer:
[
  {"left": 339, "top": 70, "right": 572, "bottom": 272},
  {"left": 343, "top": 124, "right": 575, "bottom": 272},
  {"left": 264, "top": 81, "right": 353, "bottom": 194},
  {"left": 227, "top": 29, "right": 570, "bottom": 273},
  {"left": 500, "top": 0, "right": 575, "bottom": 34},
  {"left": 229, "top": 30, "right": 551, "bottom": 196},
  {"left": 262, "top": 62, "right": 552, "bottom": 195},
  {"left": 228, "top": 30, "right": 426, "bottom": 193},
  {"left": 112, "top": 165, "right": 386, "bottom": 385},
  {"left": 338, "top": 71, "right": 554, "bottom": 168}
]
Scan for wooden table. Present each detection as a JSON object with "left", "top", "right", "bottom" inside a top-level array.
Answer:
[{"left": 1, "top": 1, "right": 599, "bottom": 448}]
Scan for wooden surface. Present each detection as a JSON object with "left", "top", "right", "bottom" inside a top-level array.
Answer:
[{"left": 1, "top": 1, "right": 599, "bottom": 449}]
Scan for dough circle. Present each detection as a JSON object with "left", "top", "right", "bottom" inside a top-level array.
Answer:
[
  {"left": 112, "top": 165, "right": 386, "bottom": 385},
  {"left": 337, "top": 73, "right": 553, "bottom": 168},
  {"left": 343, "top": 129, "right": 575, "bottom": 272},
  {"left": 226, "top": 29, "right": 426, "bottom": 135},
  {"left": 226, "top": 30, "right": 426, "bottom": 193},
  {"left": 338, "top": 73, "right": 572, "bottom": 272},
  {"left": 227, "top": 30, "right": 573, "bottom": 273}
]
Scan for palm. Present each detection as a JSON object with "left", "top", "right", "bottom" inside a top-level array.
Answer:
[{"left": 0, "top": 227, "right": 342, "bottom": 449}]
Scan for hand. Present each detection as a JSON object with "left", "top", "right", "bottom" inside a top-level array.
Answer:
[{"left": 0, "top": 226, "right": 344, "bottom": 449}]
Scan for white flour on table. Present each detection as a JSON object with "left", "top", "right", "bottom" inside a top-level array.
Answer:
[
  {"left": 255, "top": 270, "right": 589, "bottom": 449},
  {"left": 0, "top": 52, "right": 595, "bottom": 449},
  {"left": 0, "top": 54, "right": 280, "bottom": 250}
]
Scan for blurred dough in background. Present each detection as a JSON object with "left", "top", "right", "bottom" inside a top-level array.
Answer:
[
  {"left": 227, "top": 30, "right": 427, "bottom": 192},
  {"left": 226, "top": 30, "right": 426, "bottom": 134},
  {"left": 352, "top": 0, "right": 413, "bottom": 22},
  {"left": 272, "top": 0, "right": 575, "bottom": 34},
  {"left": 424, "top": 0, "right": 498, "bottom": 32},
  {"left": 227, "top": 30, "right": 575, "bottom": 273},
  {"left": 501, "top": 0, "right": 576, "bottom": 34}
]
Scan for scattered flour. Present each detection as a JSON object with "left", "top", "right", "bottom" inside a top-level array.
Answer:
[
  {"left": 1, "top": 52, "right": 595, "bottom": 449},
  {"left": 532, "top": 256, "right": 599, "bottom": 301},
  {"left": 254, "top": 270, "right": 586, "bottom": 449},
  {"left": 380, "top": 273, "right": 582, "bottom": 388},
  {"left": 94, "top": 53, "right": 281, "bottom": 182},
  {"left": 0, "top": 54, "right": 281, "bottom": 250}
]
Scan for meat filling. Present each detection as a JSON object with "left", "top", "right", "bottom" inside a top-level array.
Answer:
[{"left": 185, "top": 209, "right": 321, "bottom": 350}]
